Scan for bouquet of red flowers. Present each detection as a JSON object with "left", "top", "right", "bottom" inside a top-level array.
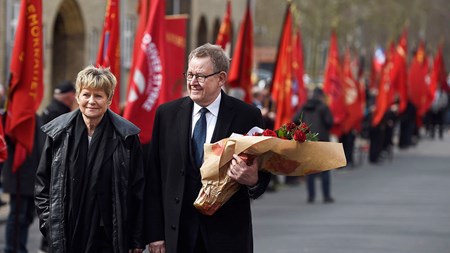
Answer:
[
  {"left": 194, "top": 122, "right": 346, "bottom": 215},
  {"left": 254, "top": 122, "right": 318, "bottom": 142}
]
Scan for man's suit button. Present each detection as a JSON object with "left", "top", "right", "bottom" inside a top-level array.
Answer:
[
  {"left": 175, "top": 197, "right": 180, "bottom": 204},
  {"left": 171, "top": 225, "right": 176, "bottom": 230}
]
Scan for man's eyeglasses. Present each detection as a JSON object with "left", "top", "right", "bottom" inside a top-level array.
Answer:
[{"left": 183, "top": 71, "right": 221, "bottom": 83}]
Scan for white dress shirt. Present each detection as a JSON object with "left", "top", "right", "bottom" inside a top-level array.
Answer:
[{"left": 191, "top": 93, "right": 221, "bottom": 144}]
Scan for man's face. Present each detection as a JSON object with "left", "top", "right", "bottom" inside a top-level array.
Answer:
[{"left": 186, "top": 56, "right": 225, "bottom": 107}]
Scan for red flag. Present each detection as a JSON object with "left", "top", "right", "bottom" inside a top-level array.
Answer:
[
  {"left": 426, "top": 45, "right": 448, "bottom": 112},
  {"left": 271, "top": 4, "right": 293, "bottom": 129},
  {"left": 96, "top": 0, "right": 121, "bottom": 113},
  {"left": 408, "top": 41, "right": 429, "bottom": 120},
  {"left": 126, "top": 0, "right": 149, "bottom": 98},
  {"left": 372, "top": 44, "right": 395, "bottom": 127},
  {"left": 292, "top": 29, "right": 307, "bottom": 111},
  {"left": 215, "top": 0, "right": 232, "bottom": 55},
  {"left": 390, "top": 29, "right": 408, "bottom": 113},
  {"left": 123, "top": 0, "right": 166, "bottom": 144},
  {"left": 5, "top": 0, "right": 43, "bottom": 172},
  {"left": 323, "top": 31, "right": 346, "bottom": 137},
  {"left": 342, "top": 49, "right": 363, "bottom": 133},
  {"left": 165, "top": 15, "right": 188, "bottom": 102},
  {"left": 357, "top": 55, "right": 367, "bottom": 132},
  {"left": 0, "top": 114, "right": 7, "bottom": 163},
  {"left": 369, "top": 46, "right": 385, "bottom": 90},
  {"left": 228, "top": 0, "right": 253, "bottom": 103}
]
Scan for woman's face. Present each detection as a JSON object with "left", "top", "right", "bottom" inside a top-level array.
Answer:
[{"left": 76, "top": 87, "right": 110, "bottom": 121}]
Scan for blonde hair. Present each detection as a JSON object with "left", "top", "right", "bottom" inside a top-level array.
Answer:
[{"left": 75, "top": 65, "right": 117, "bottom": 100}]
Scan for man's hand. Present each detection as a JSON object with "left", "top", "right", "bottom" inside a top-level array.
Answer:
[
  {"left": 148, "top": 240, "right": 165, "bottom": 253},
  {"left": 228, "top": 154, "right": 259, "bottom": 186}
]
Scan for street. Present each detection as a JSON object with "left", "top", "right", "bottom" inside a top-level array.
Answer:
[
  {"left": 252, "top": 133, "right": 450, "bottom": 253},
  {"left": 0, "top": 133, "right": 449, "bottom": 253}
]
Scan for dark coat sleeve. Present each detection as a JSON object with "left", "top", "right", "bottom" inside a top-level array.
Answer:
[
  {"left": 127, "top": 135, "right": 146, "bottom": 249},
  {"left": 34, "top": 136, "right": 53, "bottom": 237},
  {"left": 145, "top": 107, "right": 165, "bottom": 244},
  {"left": 238, "top": 103, "right": 271, "bottom": 200}
]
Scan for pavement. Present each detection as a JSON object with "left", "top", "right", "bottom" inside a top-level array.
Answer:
[
  {"left": 252, "top": 132, "right": 450, "bottom": 253},
  {"left": 0, "top": 131, "right": 449, "bottom": 253}
]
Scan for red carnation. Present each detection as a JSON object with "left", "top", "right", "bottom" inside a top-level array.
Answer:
[
  {"left": 262, "top": 129, "right": 278, "bottom": 137},
  {"left": 293, "top": 129, "right": 307, "bottom": 142}
]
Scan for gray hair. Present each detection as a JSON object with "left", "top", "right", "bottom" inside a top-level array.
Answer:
[{"left": 188, "top": 43, "right": 230, "bottom": 73}]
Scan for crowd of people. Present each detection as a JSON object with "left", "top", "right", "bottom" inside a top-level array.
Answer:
[{"left": 0, "top": 43, "right": 449, "bottom": 253}]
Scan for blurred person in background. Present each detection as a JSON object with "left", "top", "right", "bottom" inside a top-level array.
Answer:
[
  {"left": 293, "top": 87, "right": 334, "bottom": 203},
  {"left": 1, "top": 114, "right": 44, "bottom": 253},
  {"left": 41, "top": 80, "right": 77, "bottom": 124},
  {"left": 428, "top": 87, "right": 448, "bottom": 139}
]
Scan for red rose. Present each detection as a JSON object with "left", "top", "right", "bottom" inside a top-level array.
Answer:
[
  {"left": 300, "top": 123, "right": 310, "bottom": 133},
  {"left": 262, "top": 129, "right": 278, "bottom": 137},
  {"left": 286, "top": 122, "right": 297, "bottom": 132},
  {"left": 293, "top": 129, "right": 307, "bottom": 142}
]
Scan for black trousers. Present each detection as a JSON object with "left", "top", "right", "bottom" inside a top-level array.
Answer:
[{"left": 95, "top": 226, "right": 113, "bottom": 253}]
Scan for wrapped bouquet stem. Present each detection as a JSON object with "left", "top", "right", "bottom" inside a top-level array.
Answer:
[{"left": 194, "top": 125, "right": 347, "bottom": 216}]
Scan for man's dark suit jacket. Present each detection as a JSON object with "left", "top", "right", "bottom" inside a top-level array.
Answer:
[{"left": 146, "top": 91, "right": 271, "bottom": 253}]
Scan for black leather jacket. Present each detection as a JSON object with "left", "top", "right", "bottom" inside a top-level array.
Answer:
[{"left": 35, "top": 109, "right": 145, "bottom": 252}]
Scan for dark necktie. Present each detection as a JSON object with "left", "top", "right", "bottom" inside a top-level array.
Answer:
[{"left": 192, "top": 108, "right": 208, "bottom": 168}]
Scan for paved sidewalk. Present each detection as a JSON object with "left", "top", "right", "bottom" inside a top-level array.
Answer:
[{"left": 252, "top": 133, "right": 450, "bottom": 253}]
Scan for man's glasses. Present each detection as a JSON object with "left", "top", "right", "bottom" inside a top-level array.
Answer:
[{"left": 184, "top": 71, "right": 221, "bottom": 84}]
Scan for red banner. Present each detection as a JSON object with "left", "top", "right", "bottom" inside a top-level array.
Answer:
[
  {"left": 428, "top": 45, "right": 448, "bottom": 107},
  {"left": 372, "top": 45, "right": 394, "bottom": 127},
  {"left": 165, "top": 15, "right": 188, "bottom": 102},
  {"left": 215, "top": 0, "right": 232, "bottom": 55},
  {"left": 408, "top": 41, "right": 429, "bottom": 120},
  {"left": 390, "top": 29, "right": 408, "bottom": 113},
  {"left": 5, "top": 0, "right": 43, "bottom": 172},
  {"left": 96, "top": 0, "right": 121, "bottom": 113},
  {"left": 370, "top": 46, "right": 385, "bottom": 90},
  {"left": 126, "top": 0, "right": 149, "bottom": 99},
  {"left": 228, "top": 0, "right": 253, "bottom": 103},
  {"left": 342, "top": 49, "right": 363, "bottom": 133},
  {"left": 323, "top": 31, "right": 346, "bottom": 137},
  {"left": 123, "top": 0, "right": 166, "bottom": 144},
  {"left": 0, "top": 114, "right": 7, "bottom": 163},
  {"left": 292, "top": 29, "right": 307, "bottom": 112},
  {"left": 271, "top": 4, "right": 293, "bottom": 129}
]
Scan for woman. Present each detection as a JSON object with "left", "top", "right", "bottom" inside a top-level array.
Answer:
[{"left": 35, "top": 66, "right": 145, "bottom": 253}]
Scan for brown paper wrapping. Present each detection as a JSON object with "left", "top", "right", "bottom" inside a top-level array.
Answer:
[{"left": 194, "top": 136, "right": 347, "bottom": 215}]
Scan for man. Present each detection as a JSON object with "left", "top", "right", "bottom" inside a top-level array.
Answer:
[
  {"left": 293, "top": 87, "right": 335, "bottom": 203},
  {"left": 146, "top": 43, "right": 271, "bottom": 253},
  {"left": 41, "top": 80, "right": 76, "bottom": 124},
  {"left": 1, "top": 114, "right": 44, "bottom": 253}
]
